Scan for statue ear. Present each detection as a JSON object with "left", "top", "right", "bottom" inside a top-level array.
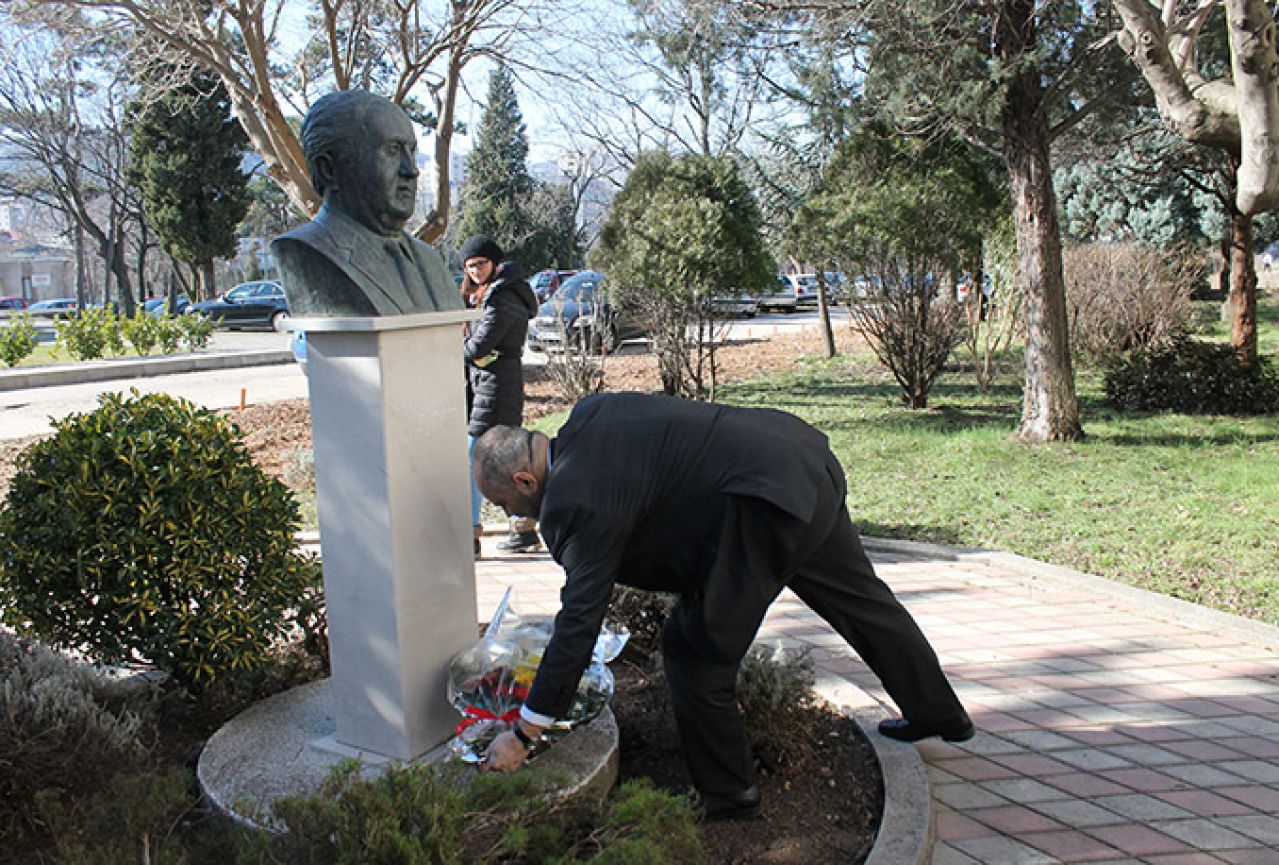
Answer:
[{"left": 313, "top": 153, "right": 338, "bottom": 193}]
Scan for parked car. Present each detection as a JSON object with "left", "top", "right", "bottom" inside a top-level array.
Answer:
[
  {"left": 525, "top": 271, "right": 646, "bottom": 354},
  {"left": 142, "top": 296, "right": 190, "bottom": 316},
  {"left": 28, "top": 298, "right": 78, "bottom": 317},
  {"left": 752, "top": 275, "right": 803, "bottom": 312},
  {"left": 0, "top": 296, "right": 29, "bottom": 311},
  {"left": 710, "top": 291, "right": 759, "bottom": 318},
  {"left": 822, "top": 272, "right": 851, "bottom": 302},
  {"left": 529, "top": 269, "right": 579, "bottom": 302},
  {"left": 190, "top": 280, "right": 290, "bottom": 331},
  {"left": 788, "top": 274, "right": 820, "bottom": 307}
]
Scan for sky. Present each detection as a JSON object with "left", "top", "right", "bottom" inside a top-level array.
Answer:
[{"left": 273, "top": 0, "right": 615, "bottom": 165}]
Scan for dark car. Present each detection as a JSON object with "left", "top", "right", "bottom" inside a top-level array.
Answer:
[
  {"left": 190, "top": 281, "right": 290, "bottom": 331},
  {"left": 142, "top": 296, "right": 191, "bottom": 316},
  {"left": 525, "top": 271, "right": 645, "bottom": 354},
  {"left": 529, "top": 269, "right": 579, "bottom": 302}
]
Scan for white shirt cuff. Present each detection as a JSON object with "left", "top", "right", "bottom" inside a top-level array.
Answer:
[{"left": 520, "top": 705, "right": 555, "bottom": 727}]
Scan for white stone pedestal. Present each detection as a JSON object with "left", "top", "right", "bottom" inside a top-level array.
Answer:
[{"left": 297, "top": 310, "right": 479, "bottom": 760}]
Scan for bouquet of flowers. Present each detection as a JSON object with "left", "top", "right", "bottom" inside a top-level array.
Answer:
[{"left": 446, "top": 589, "right": 628, "bottom": 762}]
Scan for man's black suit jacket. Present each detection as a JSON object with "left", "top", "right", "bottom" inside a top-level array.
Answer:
[{"left": 525, "top": 392, "right": 846, "bottom": 719}]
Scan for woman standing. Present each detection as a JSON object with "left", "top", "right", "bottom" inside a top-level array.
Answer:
[{"left": 460, "top": 235, "right": 539, "bottom": 557}]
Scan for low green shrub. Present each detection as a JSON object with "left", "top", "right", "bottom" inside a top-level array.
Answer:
[
  {"left": 121, "top": 312, "right": 163, "bottom": 356},
  {"left": 0, "top": 391, "right": 318, "bottom": 694},
  {"left": 237, "top": 761, "right": 704, "bottom": 864},
  {"left": 0, "top": 313, "right": 39, "bottom": 367},
  {"left": 154, "top": 314, "right": 185, "bottom": 354},
  {"left": 1104, "top": 338, "right": 1279, "bottom": 414},
  {"left": 737, "top": 643, "right": 817, "bottom": 769},
  {"left": 178, "top": 313, "right": 216, "bottom": 352},
  {"left": 35, "top": 767, "right": 194, "bottom": 865},
  {"left": 55, "top": 306, "right": 122, "bottom": 361},
  {"left": 0, "top": 630, "right": 158, "bottom": 838}
]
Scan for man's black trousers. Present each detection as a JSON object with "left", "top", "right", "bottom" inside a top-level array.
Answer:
[{"left": 660, "top": 492, "right": 967, "bottom": 797}]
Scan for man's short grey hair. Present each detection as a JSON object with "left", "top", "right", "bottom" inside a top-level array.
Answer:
[
  {"left": 474, "top": 426, "right": 535, "bottom": 492},
  {"left": 300, "top": 90, "right": 396, "bottom": 196}
]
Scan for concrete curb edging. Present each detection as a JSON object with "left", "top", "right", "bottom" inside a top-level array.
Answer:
[
  {"left": 0, "top": 349, "right": 295, "bottom": 391},
  {"left": 813, "top": 678, "right": 934, "bottom": 865}
]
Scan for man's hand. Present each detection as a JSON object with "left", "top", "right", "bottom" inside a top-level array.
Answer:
[{"left": 484, "top": 730, "right": 528, "bottom": 772}]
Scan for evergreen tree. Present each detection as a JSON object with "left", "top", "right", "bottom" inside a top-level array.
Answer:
[
  {"left": 592, "top": 151, "right": 773, "bottom": 399},
  {"left": 127, "top": 69, "right": 251, "bottom": 300},
  {"left": 456, "top": 65, "right": 536, "bottom": 265}
]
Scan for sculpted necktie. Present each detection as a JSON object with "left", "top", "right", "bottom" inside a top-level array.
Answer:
[{"left": 384, "top": 239, "right": 417, "bottom": 313}]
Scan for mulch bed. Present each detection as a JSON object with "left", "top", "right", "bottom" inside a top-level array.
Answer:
[{"left": 609, "top": 659, "right": 884, "bottom": 865}]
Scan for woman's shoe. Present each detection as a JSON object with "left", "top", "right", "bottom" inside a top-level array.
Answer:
[{"left": 496, "top": 530, "right": 540, "bottom": 552}]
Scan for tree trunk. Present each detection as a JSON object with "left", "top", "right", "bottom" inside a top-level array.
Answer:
[
  {"left": 814, "top": 269, "right": 837, "bottom": 359},
  {"left": 1218, "top": 233, "right": 1233, "bottom": 299},
  {"left": 1227, "top": 207, "right": 1260, "bottom": 364},
  {"left": 202, "top": 260, "right": 219, "bottom": 304},
  {"left": 999, "top": 1, "right": 1083, "bottom": 443},
  {"left": 73, "top": 224, "right": 87, "bottom": 308},
  {"left": 110, "top": 238, "right": 133, "bottom": 314}
]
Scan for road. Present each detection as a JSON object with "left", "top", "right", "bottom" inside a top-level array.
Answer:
[
  {"left": 0, "top": 330, "right": 305, "bottom": 441},
  {"left": 0, "top": 308, "right": 845, "bottom": 441}
]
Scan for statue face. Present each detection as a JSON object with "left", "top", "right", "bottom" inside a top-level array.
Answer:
[{"left": 328, "top": 101, "right": 419, "bottom": 236}]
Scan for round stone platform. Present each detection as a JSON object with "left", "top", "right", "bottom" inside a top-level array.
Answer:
[{"left": 197, "top": 678, "right": 619, "bottom": 830}]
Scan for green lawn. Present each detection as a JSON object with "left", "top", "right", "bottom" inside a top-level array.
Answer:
[{"left": 534, "top": 295, "right": 1279, "bottom": 626}]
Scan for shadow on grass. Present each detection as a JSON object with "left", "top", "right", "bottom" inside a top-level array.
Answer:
[
  {"left": 729, "top": 377, "right": 1023, "bottom": 434},
  {"left": 857, "top": 522, "right": 967, "bottom": 547},
  {"left": 1091, "top": 428, "right": 1279, "bottom": 448}
]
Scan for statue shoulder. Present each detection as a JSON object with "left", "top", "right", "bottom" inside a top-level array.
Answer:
[{"left": 273, "top": 218, "right": 333, "bottom": 254}]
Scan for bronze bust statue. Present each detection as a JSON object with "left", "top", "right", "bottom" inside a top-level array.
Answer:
[{"left": 272, "top": 90, "right": 463, "bottom": 317}]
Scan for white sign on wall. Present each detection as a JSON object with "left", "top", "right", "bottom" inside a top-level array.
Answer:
[{"left": 29, "top": 273, "right": 51, "bottom": 287}]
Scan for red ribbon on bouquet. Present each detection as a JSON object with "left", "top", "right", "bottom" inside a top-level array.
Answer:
[{"left": 455, "top": 705, "right": 521, "bottom": 734}]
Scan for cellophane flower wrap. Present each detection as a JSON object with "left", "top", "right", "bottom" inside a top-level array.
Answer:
[{"left": 447, "top": 590, "right": 628, "bottom": 762}]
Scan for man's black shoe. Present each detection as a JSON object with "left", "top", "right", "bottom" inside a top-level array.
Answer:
[
  {"left": 878, "top": 715, "right": 975, "bottom": 743},
  {"left": 693, "top": 786, "right": 762, "bottom": 822},
  {"left": 496, "top": 530, "right": 540, "bottom": 553}
]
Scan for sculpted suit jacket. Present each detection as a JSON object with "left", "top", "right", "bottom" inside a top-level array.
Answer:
[
  {"left": 524, "top": 392, "right": 847, "bottom": 719},
  {"left": 272, "top": 205, "right": 464, "bottom": 317}
]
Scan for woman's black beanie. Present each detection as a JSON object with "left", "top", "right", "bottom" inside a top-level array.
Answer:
[{"left": 459, "top": 235, "right": 503, "bottom": 264}]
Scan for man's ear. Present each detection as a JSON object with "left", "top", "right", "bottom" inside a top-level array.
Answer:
[{"left": 511, "top": 470, "right": 538, "bottom": 492}]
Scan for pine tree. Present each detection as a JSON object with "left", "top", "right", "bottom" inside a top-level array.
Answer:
[
  {"left": 127, "top": 69, "right": 251, "bottom": 300},
  {"left": 455, "top": 65, "right": 542, "bottom": 267}
]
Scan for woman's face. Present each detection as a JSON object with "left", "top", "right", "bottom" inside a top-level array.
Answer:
[{"left": 464, "top": 257, "right": 496, "bottom": 284}]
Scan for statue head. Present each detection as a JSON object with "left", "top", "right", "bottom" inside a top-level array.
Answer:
[{"left": 301, "top": 91, "right": 419, "bottom": 237}]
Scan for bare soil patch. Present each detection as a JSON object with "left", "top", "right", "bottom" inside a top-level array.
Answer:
[{"left": 611, "top": 659, "right": 883, "bottom": 864}]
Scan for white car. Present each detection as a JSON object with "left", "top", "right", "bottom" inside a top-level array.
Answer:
[{"left": 756, "top": 274, "right": 821, "bottom": 312}]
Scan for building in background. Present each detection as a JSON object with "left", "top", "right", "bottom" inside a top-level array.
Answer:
[{"left": 0, "top": 239, "right": 75, "bottom": 302}]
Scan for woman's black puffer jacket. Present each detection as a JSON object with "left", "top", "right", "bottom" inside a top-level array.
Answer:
[{"left": 464, "top": 261, "right": 538, "bottom": 436}]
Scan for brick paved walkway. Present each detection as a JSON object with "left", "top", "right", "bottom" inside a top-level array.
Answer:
[{"left": 475, "top": 538, "right": 1279, "bottom": 865}]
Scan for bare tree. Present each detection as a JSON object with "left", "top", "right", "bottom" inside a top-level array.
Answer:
[
  {"left": 21, "top": 0, "right": 565, "bottom": 242},
  {"left": 0, "top": 24, "right": 143, "bottom": 311},
  {"left": 1110, "top": 0, "right": 1278, "bottom": 362},
  {"left": 541, "top": 0, "right": 784, "bottom": 168}
]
